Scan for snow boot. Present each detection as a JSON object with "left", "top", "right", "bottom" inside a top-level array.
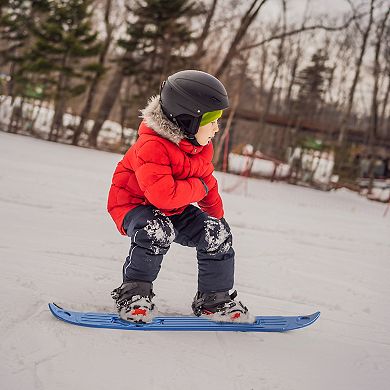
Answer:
[
  {"left": 192, "top": 290, "right": 255, "bottom": 323},
  {"left": 111, "top": 281, "right": 157, "bottom": 323}
]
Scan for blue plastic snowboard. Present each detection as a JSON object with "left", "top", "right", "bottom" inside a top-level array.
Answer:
[{"left": 49, "top": 303, "right": 320, "bottom": 332}]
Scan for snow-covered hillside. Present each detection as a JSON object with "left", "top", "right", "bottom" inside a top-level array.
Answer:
[{"left": 1, "top": 131, "right": 389, "bottom": 390}]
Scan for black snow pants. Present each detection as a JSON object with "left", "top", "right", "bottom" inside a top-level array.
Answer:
[{"left": 122, "top": 205, "right": 234, "bottom": 293}]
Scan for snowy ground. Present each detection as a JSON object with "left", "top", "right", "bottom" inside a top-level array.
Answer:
[{"left": 1, "top": 131, "right": 389, "bottom": 390}]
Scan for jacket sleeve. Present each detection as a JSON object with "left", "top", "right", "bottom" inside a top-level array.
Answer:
[
  {"left": 188, "top": 142, "right": 214, "bottom": 178},
  {"left": 197, "top": 173, "right": 224, "bottom": 219},
  {"left": 135, "top": 141, "right": 207, "bottom": 209}
]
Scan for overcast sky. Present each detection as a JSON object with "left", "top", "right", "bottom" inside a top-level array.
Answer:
[{"left": 260, "top": 0, "right": 359, "bottom": 22}]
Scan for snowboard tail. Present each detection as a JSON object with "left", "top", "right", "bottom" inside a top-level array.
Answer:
[{"left": 48, "top": 303, "right": 320, "bottom": 332}]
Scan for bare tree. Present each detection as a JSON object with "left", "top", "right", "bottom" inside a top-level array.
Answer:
[
  {"left": 370, "top": 7, "right": 390, "bottom": 141},
  {"left": 378, "top": 18, "right": 390, "bottom": 138},
  {"left": 72, "top": 0, "right": 115, "bottom": 145},
  {"left": 337, "top": 0, "right": 376, "bottom": 145},
  {"left": 278, "top": 34, "right": 304, "bottom": 151},
  {"left": 214, "top": 53, "right": 249, "bottom": 169},
  {"left": 255, "top": 0, "right": 287, "bottom": 153},
  {"left": 240, "top": 9, "right": 371, "bottom": 52},
  {"left": 88, "top": 62, "right": 126, "bottom": 147},
  {"left": 367, "top": 7, "right": 390, "bottom": 193},
  {"left": 379, "top": 67, "right": 390, "bottom": 137},
  {"left": 258, "top": 42, "right": 269, "bottom": 103},
  {"left": 193, "top": 0, "right": 219, "bottom": 65},
  {"left": 215, "top": 0, "right": 269, "bottom": 78}
]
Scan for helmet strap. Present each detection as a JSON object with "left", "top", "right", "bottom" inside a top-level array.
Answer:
[{"left": 184, "top": 132, "right": 201, "bottom": 146}]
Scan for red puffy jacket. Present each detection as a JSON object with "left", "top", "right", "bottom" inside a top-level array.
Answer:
[{"left": 107, "top": 121, "right": 224, "bottom": 234}]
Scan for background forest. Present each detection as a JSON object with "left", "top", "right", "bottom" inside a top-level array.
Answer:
[{"left": 0, "top": 0, "right": 389, "bottom": 187}]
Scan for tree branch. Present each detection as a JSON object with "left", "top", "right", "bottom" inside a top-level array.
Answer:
[
  {"left": 215, "top": 0, "right": 269, "bottom": 77},
  {"left": 240, "top": 11, "right": 369, "bottom": 52}
]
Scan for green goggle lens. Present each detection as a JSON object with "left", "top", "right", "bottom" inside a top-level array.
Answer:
[{"left": 199, "top": 110, "right": 223, "bottom": 127}]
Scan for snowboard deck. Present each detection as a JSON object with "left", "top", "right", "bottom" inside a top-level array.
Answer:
[{"left": 49, "top": 303, "right": 320, "bottom": 332}]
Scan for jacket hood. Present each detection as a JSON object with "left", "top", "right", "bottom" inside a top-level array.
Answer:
[{"left": 140, "top": 95, "right": 184, "bottom": 145}]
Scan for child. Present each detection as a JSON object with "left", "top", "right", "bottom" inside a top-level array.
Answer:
[{"left": 108, "top": 70, "right": 252, "bottom": 323}]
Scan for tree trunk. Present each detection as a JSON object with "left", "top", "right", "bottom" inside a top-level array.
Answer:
[
  {"left": 72, "top": 0, "right": 114, "bottom": 145},
  {"left": 337, "top": 0, "right": 376, "bottom": 146},
  {"left": 7, "top": 62, "right": 16, "bottom": 100},
  {"left": 379, "top": 68, "right": 390, "bottom": 138},
  {"left": 88, "top": 64, "right": 125, "bottom": 147},
  {"left": 28, "top": 98, "right": 44, "bottom": 136},
  {"left": 193, "top": 0, "right": 219, "bottom": 65},
  {"left": 367, "top": 8, "right": 390, "bottom": 194},
  {"left": 258, "top": 43, "right": 268, "bottom": 103},
  {"left": 49, "top": 92, "right": 66, "bottom": 141},
  {"left": 370, "top": 8, "right": 390, "bottom": 140},
  {"left": 7, "top": 97, "right": 25, "bottom": 133},
  {"left": 49, "top": 72, "right": 67, "bottom": 142},
  {"left": 213, "top": 57, "right": 247, "bottom": 169},
  {"left": 49, "top": 50, "right": 71, "bottom": 141},
  {"left": 279, "top": 41, "right": 302, "bottom": 152},
  {"left": 254, "top": 0, "right": 287, "bottom": 152}
]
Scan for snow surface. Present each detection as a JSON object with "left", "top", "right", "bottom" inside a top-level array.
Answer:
[{"left": 1, "top": 131, "right": 389, "bottom": 390}]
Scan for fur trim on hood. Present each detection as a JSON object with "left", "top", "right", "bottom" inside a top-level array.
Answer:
[{"left": 140, "top": 95, "right": 184, "bottom": 144}]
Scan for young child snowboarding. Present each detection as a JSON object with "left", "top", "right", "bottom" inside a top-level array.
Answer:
[{"left": 107, "top": 70, "right": 252, "bottom": 323}]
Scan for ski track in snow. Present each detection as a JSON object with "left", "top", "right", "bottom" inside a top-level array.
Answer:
[{"left": 1, "top": 132, "right": 390, "bottom": 390}]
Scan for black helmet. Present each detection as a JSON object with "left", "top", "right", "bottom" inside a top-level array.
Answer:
[{"left": 160, "top": 70, "right": 229, "bottom": 137}]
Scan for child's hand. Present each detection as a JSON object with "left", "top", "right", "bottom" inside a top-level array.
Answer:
[
  {"left": 201, "top": 173, "right": 217, "bottom": 191},
  {"left": 197, "top": 173, "right": 224, "bottom": 219}
]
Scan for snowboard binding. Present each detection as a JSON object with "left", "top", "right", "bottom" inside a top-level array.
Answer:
[
  {"left": 192, "top": 290, "right": 254, "bottom": 323},
  {"left": 111, "top": 281, "right": 157, "bottom": 323}
]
